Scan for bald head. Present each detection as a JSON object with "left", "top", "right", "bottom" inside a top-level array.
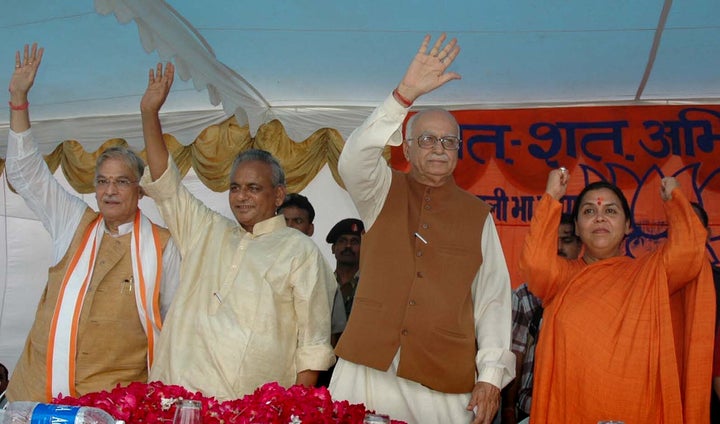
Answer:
[
  {"left": 406, "top": 109, "right": 459, "bottom": 139},
  {"left": 403, "top": 108, "right": 460, "bottom": 187}
]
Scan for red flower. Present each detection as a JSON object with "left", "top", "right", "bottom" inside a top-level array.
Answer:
[{"left": 53, "top": 382, "right": 406, "bottom": 424}]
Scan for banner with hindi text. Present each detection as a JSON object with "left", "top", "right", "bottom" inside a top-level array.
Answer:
[{"left": 390, "top": 105, "right": 720, "bottom": 286}]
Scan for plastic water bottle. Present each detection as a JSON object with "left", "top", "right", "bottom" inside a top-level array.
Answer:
[{"left": 1, "top": 401, "right": 120, "bottom": 424}]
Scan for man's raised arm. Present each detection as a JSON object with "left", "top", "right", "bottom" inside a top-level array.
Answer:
[
  {"left": 140, "top": 62, "right": 175, "bottom": 180},
  {"left": 9, "top": 43, "right": 43, "bottom": 133}
]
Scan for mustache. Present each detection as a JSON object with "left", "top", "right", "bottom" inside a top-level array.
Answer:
[{"left": 428, "top": 153, "right": 449, "bottom": 161}]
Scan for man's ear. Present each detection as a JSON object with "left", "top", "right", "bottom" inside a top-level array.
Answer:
[
  {"left": 274, "top": 185, "right": 287, "bottom": 207},
  {"left": 402, "top": 140, "right": 410, "bottom": 161},
  {"left": 308, "top": 223, "right": 315, "bottom": 237}
]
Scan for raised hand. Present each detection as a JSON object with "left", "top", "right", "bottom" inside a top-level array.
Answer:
[
  {"left": 140, "top": 62, "right": 175, "bottom": 114},
  {"left": 660, "top": 176, "right": 679, "bottom": 201},
  {"left": 395, "top": 33, "right": 461, "bottom": 104},
  {"left": 546, "top": 167, "right": 569, "bottom": 200},
  {"left": 141, "top": 62, "right": 175, "bottom": 180},
  {"left": 9, "top": 43, "right": 44, "bottom": 99}
]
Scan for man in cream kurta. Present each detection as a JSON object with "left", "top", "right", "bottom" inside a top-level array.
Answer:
[
  {"left": 141, "top": 63, "right": 336, "bottom": 400},
  {"left": 329, "top": 35, "right": 514, "bottom": 424}
]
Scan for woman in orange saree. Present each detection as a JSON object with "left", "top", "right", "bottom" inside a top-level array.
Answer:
[{"left": 519, "top": 170, "right": 714, "bottom": 423}]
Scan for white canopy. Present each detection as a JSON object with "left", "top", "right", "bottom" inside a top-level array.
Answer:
[{"left": 1, "top": 0, "right": 718, "bottom": 152}]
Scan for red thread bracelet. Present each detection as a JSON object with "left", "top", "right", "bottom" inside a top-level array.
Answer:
[
  {"left": 392, "top": 88, "right": 413, "bottom": 108},
  {"left": 8, "top": 101, "right": 29, "bottom": 111}
]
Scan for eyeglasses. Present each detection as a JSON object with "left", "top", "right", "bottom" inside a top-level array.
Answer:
[
  {"left": 94, "top": 177, "right": 138, "bottom": 190},
  {"left": 408, "top": 134, "right": 462, "bottom": 150}
]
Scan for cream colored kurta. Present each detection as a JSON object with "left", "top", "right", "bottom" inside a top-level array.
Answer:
[
  {"left": 142, "top": 159, "right": 336, "bottom": 400},
  {"left": 329, "top": 94, "right": 514, "bottom": 424}
]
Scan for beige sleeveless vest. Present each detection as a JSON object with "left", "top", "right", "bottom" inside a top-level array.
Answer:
[{"left": 7, "top": 208, "right": 170, "bottom": 401}]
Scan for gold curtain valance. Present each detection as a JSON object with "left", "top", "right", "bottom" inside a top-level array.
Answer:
[{"left": 1, "top": 116, "right": 391, "bottom": 194}]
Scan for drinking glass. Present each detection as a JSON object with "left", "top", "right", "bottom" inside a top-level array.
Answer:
[
  {"left": 173, "top": 399, "right": 202, "bottom": 424},
  {"left": 363, "top": 413, "right": 390, "bottom": 424}
]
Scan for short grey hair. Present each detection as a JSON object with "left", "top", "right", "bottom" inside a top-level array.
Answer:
[
  {"left": 95, "top": 146, "right": 145, "bottom": 181},
  {"left": 405, "top": 108, "right": 460, "bottom": 140},
  {"left": 230, "top": 149, "right": 286, "bottom": 187}
]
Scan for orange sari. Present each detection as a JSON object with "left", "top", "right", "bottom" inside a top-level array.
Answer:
[{"left": 519, "top": 190, "right": 714, "bottom": 423}]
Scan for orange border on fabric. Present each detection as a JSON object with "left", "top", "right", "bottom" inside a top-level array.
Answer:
[
  {"left": 151, "top": 224, "right": 163, "bottom": 329},
  {"left": 148, "top": 224, "right": 163, "bottom": 368},
  {"left": 133, "top": 212, "right": 155, "bottom": 368},
  {"left": 45, "top": 215, "right": 101, "bottom": 401}
]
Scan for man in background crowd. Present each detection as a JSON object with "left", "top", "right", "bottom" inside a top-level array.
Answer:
[
  {"left": 316, "top": 218, "right": 365, "bottom": 387},
  {"left": 326, "top": 218, "right": 364, "bottom": 346},
  {"left": 278, "top": 193, "right": 315, "bottom": 236}
]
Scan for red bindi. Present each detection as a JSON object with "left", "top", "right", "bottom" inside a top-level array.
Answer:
[{"left": 596, "top": 196, "right": 604, "bottom": 206}]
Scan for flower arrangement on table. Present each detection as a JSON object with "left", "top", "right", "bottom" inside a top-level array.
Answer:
[{"left": 53, "top": 381, "right": 406, "bottom": 423}]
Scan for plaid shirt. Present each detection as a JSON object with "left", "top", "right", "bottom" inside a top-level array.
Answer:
[{"left": 511, "top": 283, "right": 543, "bottom": 415}]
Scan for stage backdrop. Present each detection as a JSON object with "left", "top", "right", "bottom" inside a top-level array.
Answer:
[
  {"left": 391, "top": 104, "right": 720, "bottom": 286},
  {"left": 2, "top": 104, "right": 719, "bottom": 374}
]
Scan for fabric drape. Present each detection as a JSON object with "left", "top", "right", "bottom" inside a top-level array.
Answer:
[{"left": 2, "top": 116, "right": 382, "bottom": 194}]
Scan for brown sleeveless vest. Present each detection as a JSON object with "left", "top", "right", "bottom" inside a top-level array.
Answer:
[
  {"left": 335, "top": 171, "right": 490, "bottom": 393},
  {"left": 7, "top": 208, "right": 171, "bottom": 401}
]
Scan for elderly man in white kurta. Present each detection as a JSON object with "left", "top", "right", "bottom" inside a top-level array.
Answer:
[
  {"left": 139, "top": 62, "right": 336, "bottom": 400},
  {"left": 329, "top": 35, "right": 515, "bottom": 424}
]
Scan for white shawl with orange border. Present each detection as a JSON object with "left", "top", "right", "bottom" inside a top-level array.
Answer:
[{"left": 46, "top": 210, "right": 163, "bottom": 399}]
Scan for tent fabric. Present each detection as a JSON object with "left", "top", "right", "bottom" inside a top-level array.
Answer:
[
  {"left": 4, "top": 0, "right": 720, "bottom": 145},
  {"left": 1, "top": 117, "right": 355, "bottom": 194},
  {"left": 90, "top": 0, "right": 720, "bottom": 130},
  {"left": 95, "top": 0, "right": 269, "bottom": 130}
]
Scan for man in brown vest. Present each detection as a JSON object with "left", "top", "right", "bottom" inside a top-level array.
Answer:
[
  {"left": 329, "top": 34, "right": 514, "bottom": 424},
  {"left": 5, "top": 43, "right": 180, "bottom": 402}
]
